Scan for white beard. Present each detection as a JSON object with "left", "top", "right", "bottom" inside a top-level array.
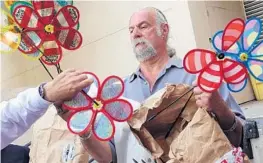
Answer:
[{"left": 132, "top": 38, "right": 157, "bottom": 62}]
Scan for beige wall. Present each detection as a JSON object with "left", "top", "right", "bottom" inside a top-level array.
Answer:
[{"left": 1, "top": 1, "right": 197, "bottom": 100}]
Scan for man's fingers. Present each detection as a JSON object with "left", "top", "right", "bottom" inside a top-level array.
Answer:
[
  {"left": 192, "top": 79, "right": 197, "bottom": 86},
  {"left": 193, "top": 86, "right": 202, "bottom": 95},
  {"left": 78, "top": 78, "right": 94, "bottom": 90}
]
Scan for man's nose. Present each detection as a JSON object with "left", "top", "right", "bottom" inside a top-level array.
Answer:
[{"left": 131, "top": 27, "right": 142, "bottom": 39}]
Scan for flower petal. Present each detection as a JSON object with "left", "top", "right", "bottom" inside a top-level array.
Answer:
[
  {"left": 63, "top": 91, "right": 92, "bottom": 111},
  {"left": 10, "top": 1, "right": 32, "bottom": 15},
  {"left": 68, "top": 109, "right": 94, "bottom": 134},
  {"left": 19, "top": 31, "right": 43, "bottom": 54},
  {"left": 99, "top": 76, "right": 124, "bottom": 101},
  {"left": 222, "top": 18, "right": 244, "bottom": 51},
  {"left": 222, "top": 58, "right": 248, "bottom": 84},
  {"left": 22, "top": 46, "right": 43, "bottom": 60},
  {"left": 82, "top": 72, "right": 100, "bottom": 98},
  {"left": 92, "top": 112, "right": 115, "bottom": 141},
  {"left": 227, "top": 78, "right": 247, "bottom": 92},
  {"left": 104, "top": 99, "right": 133, "bottom": 122},
  {"left": 54, "top": 28, "right": 82, "bottom": 50},
  {"left": 247, "top": 57, "right": 263, "bottom": 81},
  {"left": 212, "top": 30, "right": 241, "bottom": 55},
  {"left": 198, "top": 61, "right": 223, "bottom": 92},
  {"left": 40, "top": 40, "right": 62, "bottom": 65},
  {"left": 0, "top": 30, "right": 21, "bottom": 54},
  {"left": 250, "top": 40, "right": 263, "bottom": 57},
  {"left": 242, "top": 18, "right": 262, "bottom": 52},
  {"left": 32, "top": 0, "right": 55, "bottom": 24},
  {"left": 183, "top": 49, "right": 216, "bottom": 73},
  {"left": 13, "top": 5, "right": 43, "bottom": 29},
  {"left": 52, "top": 5, "right": 79, "bottom": 29}
]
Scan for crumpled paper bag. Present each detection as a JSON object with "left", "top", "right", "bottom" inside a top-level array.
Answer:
[
  {"left": 128, "top": 84, "right": 249, "bottom": 163},
  {"left": 29, "top": 105, "right": 90, "bottom": 163},
  {"left": 128, "top": 84, "right": 198, "bottom": 161}
]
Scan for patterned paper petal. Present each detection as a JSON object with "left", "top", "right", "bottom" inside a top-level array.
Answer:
[
  {"left": 52, "top": 5, "right": 80, "bottom": 29},
  {"left": 198, "top": 62, "right": 222, "bottom": 92},
  {"left": 183, "top": 49, "right": 216, "bottom": 73},
  {"left": 0, "top": 30, "right": 21, "bottom": 54},
  {"left": 104, "top": 99, "right": 133, "bottom": 122},
  {"left": 68, "top": 109, "right": 94, "bottom": 134},
  {"left": 222, "top": 59, "right": 247, "bottom": 84},
  {"left": 13, "top": 5, "right": 44, "bottom": 29},
  {"left": 242, "top": 18, "right": 262, "bottom": 51},
  {"left": 54, "top": 28, "right": 82, "bottom": 50},
  {"left": 22, "top": 46, "right": 43, "bottom": 60},
  {"left": 10, "top": 1, "right": 32, "bottom": 15},
  {"left": 19, "top": 31, "right": 43, "bottom": 54},
  {"left": 250, "top": 40, "right": 263, "bottom": 57},
  {"left": 93, "top": 112, "right": 115, "bottom": 141},
  {"left": 227, "top": 78, "right": 247, "bottom": 92},
  {"left": 247, "top": 57, "right": 263, "bottom": 81},
  {"left": 63, "top": 91, "right": 92, "bottom": 111},
  {"left": 32, "top": 0, "right": 55, "bottom": 24},
  {"left": 99, "top": 76, "right": 124, "bottom": 101},
  {"left": 83, "top": 72, "right": 100, "bottom": 98},
  {"left": 40, "top": 40, "right": 62, "bottom": 65},
  {"left": 0, "top": 9, "right": 15, "bottom": 29},
  {"left": 222, "top": 18, "right": 245, "bottom": 51},
  {"left": 212, "top": 31, "right": 241, "bottom": 55}
]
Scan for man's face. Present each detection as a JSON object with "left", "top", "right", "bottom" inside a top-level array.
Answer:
[{"left": 129, "top": 10, "right": 163, "bottom": 62}]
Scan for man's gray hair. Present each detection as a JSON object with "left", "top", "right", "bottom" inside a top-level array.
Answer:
[{"left": 151, "top": 7, "right": 176, "bottom": 58}]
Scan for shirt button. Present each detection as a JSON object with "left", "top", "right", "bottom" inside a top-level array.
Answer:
[
  {"left": 147, "top": 158, "right": 152, "bottom": 163},
  {"left": 144, "top": 81, "right": 148, "bottom": 85}
]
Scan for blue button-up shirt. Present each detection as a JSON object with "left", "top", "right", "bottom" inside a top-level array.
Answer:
[{"left": 122, "top": 57, "right": 245, "bottom": 120}]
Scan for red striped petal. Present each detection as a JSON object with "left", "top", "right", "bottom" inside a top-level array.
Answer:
[
  {"left": 183, "top": 49, "right": 216, "bottom": 73},
  {"left": 198, "top": 61, "right": 223, "bottom": 92},
  {"left": 40, "top": 40, "right": 62, "bottom": 65},
  {"left": 32, "top": 0, "right": 55, "bottom": 24},
  {"left": 222, "top": 18, "right": 245, "bottom": 51},
  {"left": 222, "top": 59, "right": 248, "bottom": 84}
]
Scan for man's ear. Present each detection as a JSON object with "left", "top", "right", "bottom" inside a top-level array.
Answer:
[{"left": 161, "top": 23, "right": 169, "bottom": 40}]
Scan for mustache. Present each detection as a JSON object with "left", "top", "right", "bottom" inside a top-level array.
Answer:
[{"left": 132, "top": 38, "right": 148, "bottom": 47}]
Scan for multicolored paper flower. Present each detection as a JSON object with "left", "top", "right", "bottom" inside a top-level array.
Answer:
[
  {"left": 62, "top": 72, "right": 133, "bottom": 141},
  {"left": 183, "top": 18, "right": 248, "bottom": 93},
  {"left": 212, "top": 17, "right": 263, "bottom": 92},
  {"left": 12, "top": 0, "right": 82, "bottom": 65}
]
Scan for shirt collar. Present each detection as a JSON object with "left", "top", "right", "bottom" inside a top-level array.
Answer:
[{"left": 129, "top": 56, "right": 184, "bottom": 83}]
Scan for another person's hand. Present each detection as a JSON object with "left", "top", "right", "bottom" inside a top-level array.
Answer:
[{"left": 43, "top": 69, "right": 93, "bottom": 103}]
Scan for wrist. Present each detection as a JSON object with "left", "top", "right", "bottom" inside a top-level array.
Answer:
[{"left": 43, "top": 82, "right": 54, "bottom": 102}]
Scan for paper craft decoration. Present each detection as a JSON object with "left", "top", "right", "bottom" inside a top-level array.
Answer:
[
  {"left": 62, "top": 72, "right": 133, "bottom": 141},
  {"left": 10, "top": 0, "right": 83, "bottom": 65},
  {"left": 183, "top": 17, "right": 263, "bottom": 93},
  {"left": 212, "top": 17, "right": 263, "bottom": 92}
]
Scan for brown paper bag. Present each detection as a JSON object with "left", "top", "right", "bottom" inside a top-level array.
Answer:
[
  {"left": 29, "top": 105, "right": 90, "bottom": 163},
  {"left": 128, "top": 84, "right": 249, "bottom": 163}
]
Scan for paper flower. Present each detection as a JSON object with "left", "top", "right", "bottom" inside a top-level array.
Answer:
[
  {"left": 62, "top": 72, "right": 133, "bottom": 141},
  {"left": 183, "top": 18, "right": 248, "bottom": 93},
  {"left": 212, "top": 17, "right": 263, "bottom": 92},
  {"left": 12, "top": 0, "right": 82, "bottom": 65}
]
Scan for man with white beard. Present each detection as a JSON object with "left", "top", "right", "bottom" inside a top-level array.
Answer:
[{"left": 56, "top": 7, "right": 245, "bottom": 163}]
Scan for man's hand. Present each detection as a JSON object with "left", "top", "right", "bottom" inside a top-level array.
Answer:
[
  {"left": 192, "top": 79, "right": 227, "bottom": 114},
  {"left": 43, "top": 69, "right": 93, "bottom": 103}
]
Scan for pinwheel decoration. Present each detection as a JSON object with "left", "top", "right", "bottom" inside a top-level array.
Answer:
[
  {"left": 183, "top": 17, "right": 263, "bottom": 93},
  {"left": 62, "top": 72, "right": 133, "bottom": 141}
]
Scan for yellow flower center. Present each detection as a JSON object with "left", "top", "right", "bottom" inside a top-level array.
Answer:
[
  {"left": 44, "top": 24, "right": 54, "bottom": 33},
  {"left": 92, "top": 100, "right": 103, "bottom": 111},
  {"left": 239, "top": 52, "right": 248, "bottom": 61}
]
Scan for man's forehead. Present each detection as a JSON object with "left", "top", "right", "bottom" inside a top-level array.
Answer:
[{"left": 129, "top": 9, "right": 155, "bottom": 27}]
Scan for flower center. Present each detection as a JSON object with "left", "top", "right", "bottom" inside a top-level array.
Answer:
[
  {"left": 92, "top": 100, "right": 103, "bottom": 111},
  {"left": 217, "top": 53, "right": 225, "bottom": 60},
  {"left": 239, "top": 52, "right": 248, "bottom": 61},
  {"left": 44, "top": 24, "right": 54, "bottom": 34}
]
